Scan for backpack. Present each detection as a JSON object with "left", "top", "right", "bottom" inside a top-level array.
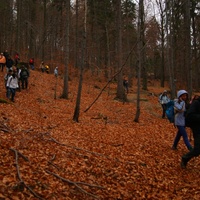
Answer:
[
  {"left": 20, "top": 69, "right": 28, "bottom": 78},
  {"left": 165, "top": 100, "right": 175, "bottom": 123}
]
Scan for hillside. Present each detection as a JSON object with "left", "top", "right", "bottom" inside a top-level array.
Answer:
[{"left": 0, "top": 69, "right": 200, "bottom": 200}]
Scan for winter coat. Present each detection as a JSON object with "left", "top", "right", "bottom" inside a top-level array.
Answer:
[
  {"left": 6, "top": 75, "right": 19, "bottom": 89},
  {"left": 0, "top": 55, "right": 6, "bottom": 64},
  {"left": 174, "top": 99, "right": 186, "bottom": 126},
  {"left": 186, "top": 97, "right": 200, "bottom": 130}
]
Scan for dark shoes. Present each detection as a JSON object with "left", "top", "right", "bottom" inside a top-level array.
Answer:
[
  {"left": 188, "top": 146, "right": 193, "bottom": 151},
  {"left": 171, "top": 146, "right": 178, "bottom": 150},
  {"left": 181, "top": 157, "right": 188, "bottom": 169}
]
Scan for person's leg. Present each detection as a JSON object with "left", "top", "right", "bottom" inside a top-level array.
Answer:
[
  {"left": 21, "top": 78, "right": 25, "bottom": 89},
  {"left": 0, "top": 63, "right": 3, "bottom": 72},
  {"left": 25, "top": 78, "right": 28, "bottom": 89},
  {"left": 181, "top": 129, "right": 200, "bottom": 168},
  {"left": 161, "top": 104, "right": 165, "bottom": 118},
  {"left": 172, "top": 127, "right": 181, "bottom": 149},
  {"left": 6, "top": 87, "right": 10, "bottom": 99},
  {"left": 10, "top": 88, "right": 14, "bottom": 101},
  {"left": 179, "top": 126, "right": 192, "bottom": 150}
]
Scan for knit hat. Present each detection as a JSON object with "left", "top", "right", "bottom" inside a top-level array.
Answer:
[{"left": 177, "top": 90, "right": 188, "bottom": 98}]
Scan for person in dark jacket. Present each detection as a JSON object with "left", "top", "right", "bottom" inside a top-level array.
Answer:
[
  {"left": 6, "top": 56, "right": 14, "bottom": 71},
  {"left": 181, "top": 95, "right": 200, "bottom": 168},
  {"left": 20, "top": 65, "right": 29, "bottom": 89}
]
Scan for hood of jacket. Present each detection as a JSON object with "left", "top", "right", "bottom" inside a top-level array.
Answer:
[{"left": 177, "top": 90, "right": 188, "bottom": 99}]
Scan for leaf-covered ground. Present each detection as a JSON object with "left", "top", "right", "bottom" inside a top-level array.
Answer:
[{"left": 0, "top": 69, "right": 200, "bottom": 200}]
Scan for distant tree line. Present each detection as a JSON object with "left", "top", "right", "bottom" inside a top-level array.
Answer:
[{"left": 0, "top": 0, "right": 200, "bottom": 97}]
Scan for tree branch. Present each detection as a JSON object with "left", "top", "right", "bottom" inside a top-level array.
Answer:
[
  {"left": 84, "top": 43, "right": 137, "bottom": 113},
  {"left": 45, "top": 170, "right": 104, "bottom": 199},
  {"left": 10, "top": 148, "right": 44, "bottom": 200}
]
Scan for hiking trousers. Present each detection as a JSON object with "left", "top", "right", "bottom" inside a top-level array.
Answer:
[
  {"left": 173, "top": 125, "right": 192, "bottom": 150},
  {"left": 182, "top": 128, "right": 200, "bottom": 162}
]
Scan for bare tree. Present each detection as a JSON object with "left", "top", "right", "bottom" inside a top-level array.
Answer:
[
  {"left": 134, "top": 0, "right": 145, "bottom": 122},
  {"left": 115, "top": 0, "right": 127, "bottom": 102},
  {"left": 73, "top": 0, "right": 87, "bottom": 122},
  {"left": 61, "top": 0, "right": 70, "bottom": 99},
  {"left": 156, "top": 0, "right": 165, "bottom": 87},
  {"left": 184, "top": 0, "right": 192, "bottom": 96}
]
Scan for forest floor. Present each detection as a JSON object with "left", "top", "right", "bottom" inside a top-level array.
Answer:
[{"left": 0, "top": 68, "right": 200, "bottom": 200}]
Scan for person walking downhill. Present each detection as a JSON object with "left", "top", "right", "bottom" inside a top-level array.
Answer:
[
  {"left": 20, "top": 65, "right": 29, "bottom": 89},
  {"left": 171, "top": 90, "right": 193, "bottom": 151},
  {"left": 6, "top": 69, "right": 19, "bottom": 102},
  {"left": 6, "top": 56, "right": 14, "bottom": 72},
  {"left": 29, "top": 58, "right": 35, "bottom": 70},
  {"left": 159, "top": 90, "right": 170, "bottom": 118},
  {"left": 0, "top": 53, "right": 6, "bottom": 72},
  {"left": 181, "top": 95, "right": 200, "bottom": 168},
  {"left": 54, "top": 67, "right": 58, "bottom": 77},
  {"left": 4, "top": 69, "right": 13, "bottom": 98}
]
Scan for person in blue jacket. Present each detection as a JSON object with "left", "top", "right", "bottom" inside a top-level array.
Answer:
[{"left": 171, "top": 90, "right": 192, "bottom": 151}]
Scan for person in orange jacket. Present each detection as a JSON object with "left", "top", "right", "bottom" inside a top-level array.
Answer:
[{"left": 0, "top": 53, "right": 6, "bottom": 72}]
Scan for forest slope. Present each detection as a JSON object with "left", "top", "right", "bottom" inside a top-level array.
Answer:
[{"left": 0, "top": 69, "right": 200, "bottom": 200}]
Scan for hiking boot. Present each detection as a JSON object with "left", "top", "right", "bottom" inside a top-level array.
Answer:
[
  {"left": 188, "top": 146, "right": 193, "bottom": 151},
  {"left": 181, "top": 157, "right": 188, "bottom": 169},
  {"left": 171, "top": 146, "right": 177, "bottom": 150}
]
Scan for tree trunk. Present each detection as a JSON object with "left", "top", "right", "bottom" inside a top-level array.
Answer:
[
  {"left": 61, "top": 0, "right": 70, "bottom": 99},
  {"left": 134, "top": 0, "right": 144, "bottom": 122},
  {"left": 73, "top": 0, "right": 87, "bottom": 122},
  {"left": 116, "top": 0, "right": 126, "bottom": 101},
  {"left": 184, "top": 0, "right": 192, "bottom": 96}
]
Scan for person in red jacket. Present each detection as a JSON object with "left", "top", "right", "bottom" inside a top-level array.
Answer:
[
  {"left": 29, "top": 58, "right": 35, "bottom": 70},
  {"left": 14, "top": 53, "right": 20, "bottom": 66}
]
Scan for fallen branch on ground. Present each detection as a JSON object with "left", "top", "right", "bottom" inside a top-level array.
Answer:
[
  {"left": 10, "top": 148, "right": 44, "bottom": 200},
  {"left": 46, "top": 170, "right": 104, "bottom": 199}
]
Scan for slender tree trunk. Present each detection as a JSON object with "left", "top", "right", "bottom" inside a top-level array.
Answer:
[
  {"left": 184, "top": 0, "right": 192, "bottom": 96},
  {"left": 73, "top": 0, "right": 87, "bottom": 122},
  {"left": 165, "top": 0, "right": 176, "bottom": 98},
  {"left": 116, "top": 0, "right": 126, "bottom": 101},
  {"left": 61, "top": 0, "right": 70, "bottom": 99},
  {"left": 75, "top": 0, "right": 79, "bottom": 68},
  {"left": 16, "top": 0, "right": 22, "bottom": 53},
  {"left": 134, "top": 0, "right": 144, "bottom": 122},
  {"left": 140, "top": 0, "right": 147, "bottom": 91},
  {"left": 156, "top": 0, "right": 165, "bottom": 87},
  {"left": 42, "top": 0, "right": 47, "bottom": 61}
]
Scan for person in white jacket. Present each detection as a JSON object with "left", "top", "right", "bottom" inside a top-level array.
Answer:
[
  {"left": 159, "top": 90, "right": 170, "bottom": 118},
  {"left": 6, "top": 71, "right": 19, "bottom": 102},
  {"left": 171, "top": 90, "right": 192, "bottom": 151}
]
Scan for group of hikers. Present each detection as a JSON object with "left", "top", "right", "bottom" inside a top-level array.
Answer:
[
  {"left": 1, "top": 50, "right": 59, "bottom": 102},
  {"left": 159, "top": 89, "right": 200, "bottom": 168}
]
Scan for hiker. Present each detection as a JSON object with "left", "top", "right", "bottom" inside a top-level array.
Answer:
[
  {"left": 3, "top": 50, "right": 9, "bottom": 63},
  {"left": 171, "top": 90, "right": 192, "bottom": 151},
  {"left": 54, "top": 67, "right": 58, "bottom": 77},
  {"left": 20, "top": 65, "right": 29, "bottom": 89},
  {"left": 181, "top": 95, "right": 200, "bottom": 168},
  {"left": 6, "top": 69, "right": 19, "bottom": 102},
  {"left": 123, "top": 76, "right": 129, "bottom": 93},
  {"left": 45, "top": 65, "right": 49, "bottom": 73},
  {"left": 6, "top": 56, "right": 14, "bottom": 72},
  {"left": 4, "top": 69, "right": 13, "bottom": 98},
  {"left": 0, "top": 53, "right": 6, "bottom": 72},
  {"left": 29, "top": 58, "right": 35, "bottom": 70},
  {"left": 14, "top": 53, "right": 20, "bottom": 66},
  {"left": 159, "top": 90, "right": 170, "bottom": 118},
  {"left": 40, "top": 61, "right": 45, "bottom": 72}
]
